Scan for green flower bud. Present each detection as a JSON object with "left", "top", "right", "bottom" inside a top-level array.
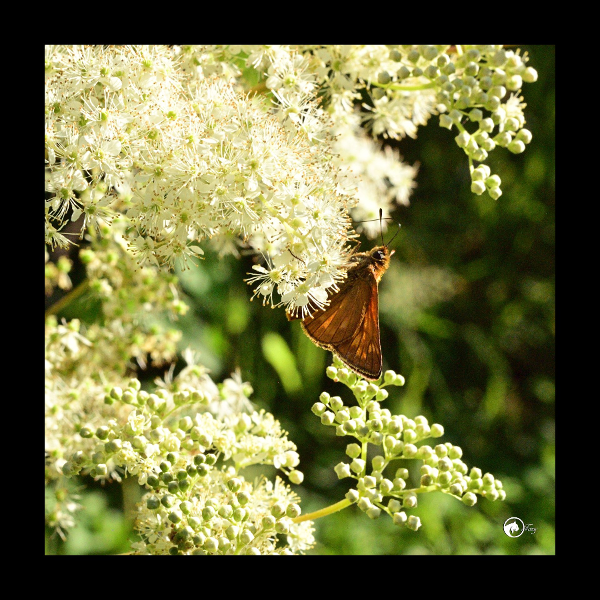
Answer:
[
  {"left": 362, "top": 475, "right": 377, "bottom": 489},
  {"left": 437, "top": 471, "right": 452, "bottom": 486},
  {"left": 450, "top": 483, "right": 464, "bottom": 496},
  {"left": 218, "top": 537, "right": 231, "bottom": 552},
  {"left": 404, "top": 493, "right": 418, "bottom": 509},
  {"left": 351, "top": 458, "right": 366, "bottom": 474},
  {"left": 275, "top": 520, "right": 290, "bottom": 535},
  {"left": 329, "top": 396, "right": 343, "bottom": 411},
  {"left": 289, "top": 470, "right": 304, "bottom": 484},
  {"left": 372, "top": 455, "right": 386, "bottom": 471},
  {"left": 397, "top": 65, "right": 411, "bottom": 80},
  {"left": 61, "top": 461, "right": 74, "bottom": 476},
  {"left": 406, "top": 515, "right": 421, "bottom": 531},
  {"left": 335, "top": 408, "right": 350, "bottom": 423},
  {"left": 179, "top": 501, "right": 192, "bottom": 515},
  {"left": 416, "top": 445, "right": 433, "bottom": 460},
  {"left": 508, "top": 140, "right": 526, "bottom": 154},
  {"left": 462, "top": 492, "right": 477, "bottom": 507},
  {"left": 484, "top": 175, "right": 501, "bottom": 191},
  {"left": 393, "top": 477, "right": 406, "bottom": 491},
  {"left": 270, "top": 502, "right": 286, "bottom": 519},
  {"left": 380, "top": 478, "right": 394, "bottom": 494},
  {"left": 168, "top": 510, "right": 182, "bottom": 524},
  {"left": 483, "top": 488, "right": 500, "bottom": 501},
  {"left": 488, "top": 187, "right": 502, "bottom": 200},
  {"left": 378, "top": 71, "right": 391, "bottom": 85},
  {"left": 227, "top": 478, "right": 242, "bottom": 493},
  {"left": 311, "top": 402, "right": 327, "bottom": 416},
  {"left": 420, "top": 474, "right": 434, "bottom": 486},
  {"left": 424, "top": 65, "right": 439, "bottom": 79},
  {"left": 522, "top": 66, "right": 538, "bottom": 83},
  {"left": 104, "top": 438, "right": 123, "bottom": 454},
  {"left": 202, "top": 506, "right": 216, "bottom": 520},
  {"left": 346, "top": 489, "right": 359, "bottom": 503},
  {"left": 455, "top": 131, "right": 470, "bottom": 148},
  {"left": 203, "top": 537, "right": 218, "bottom": 553},
  {"left": 321, "top": 411, "right": 335, "bottom": 426},
  {"left": 239, "top": 529, "right": 254, "bottom": 544},
  {"left": 393, "top": 511, "right": 407, "bottom": 526},
  {"left": 471, "top": 180, "right": 486, "bottom": 195},
  {"left": 506, "top": 74, "right": 522, "bottom": 91},
  {"left": 335, "top": 462, "right": 352, "bottom": 479},
  {"left": 516, "top": 128, "right": 532, "bottom": 144},
  {"left": 178, "top": 416, "right": 193, "bottom": 431},
  {"left": 110, "top": 387, "right": 123, "bottom": 401},
  {"left": 261, "top": 515, "right": 276, "bottom": 530},
  {"left": 367, "top": 506, "right": 381, "bottom": 519},
  {"left": 233, "top": 507, "right": 247, "bottom": 522},
  {"left": 96, "top": 426, "right": 109, "bottom": 440},
  {"left": 357, "top": 497, "right": 373, "bottom": 512}
]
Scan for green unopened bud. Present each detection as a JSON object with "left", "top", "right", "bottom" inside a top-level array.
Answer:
[
  {"left": 289, "top": 470, "right": 304, "bottom": 484},
  {"left": 367, "top": 506, "right": 381, "bottom": 519},
  {"left": 393, "top": 511, "right": 407, "bottom": 526},
  {"left": 462, "top": 492, "right": 477, "bottom": 507},
  {"left": 335, "top": 462, "right": 352, "bottom": 479}
]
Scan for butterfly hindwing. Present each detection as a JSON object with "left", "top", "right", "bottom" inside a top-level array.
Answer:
[
  {"left": 332, "top": 274, "right": 382, "bottom": 379},
  {"left": 302, "top": 273, "right": 372, "bottom": 345},
  {"left": 302, "top": 269, "right": 382, "bottom": 380}
]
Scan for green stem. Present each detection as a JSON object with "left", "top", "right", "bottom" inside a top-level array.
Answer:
[
  {"left": 371, "top": 81, "right": 437, "bottom": 92},
  {"left": 292, "top": 498, "right": 351, "bottom": 523},
  {"left": 45, "top": 279, "right": 90, "bottom": 318}
]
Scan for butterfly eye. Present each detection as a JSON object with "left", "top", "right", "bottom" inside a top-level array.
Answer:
[{"left": 374, "top": 250, "right": 385, "bottom": 261}]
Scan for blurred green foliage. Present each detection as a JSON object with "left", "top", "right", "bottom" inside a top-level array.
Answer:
[{"left": 47, "top": 45, "right": 554, "bottom": 555}]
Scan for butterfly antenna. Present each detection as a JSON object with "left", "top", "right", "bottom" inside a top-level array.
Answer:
[
  {"left": 386, "top": 222, "right": 401, "bottom": 246},
  {"left": 379, "top": 208, "right": 384, "bottom": 246}
]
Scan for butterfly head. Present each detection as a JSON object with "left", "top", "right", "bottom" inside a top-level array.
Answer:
[{"left": 367, "top": 245, "right": 394, "bottom": 282}]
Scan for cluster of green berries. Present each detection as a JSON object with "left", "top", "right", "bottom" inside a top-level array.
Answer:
[
  {"left": 376, "top": 45, "right": 537, "bottom": 199},
  {"left": 61, "top": 378, "right": 307, "bottom": 554},
  {"left": 142, "top": 469, "right": 302, "bottom": 555},
  {"left": 315, "top": 364, "right": 505, "bottom": 531}
]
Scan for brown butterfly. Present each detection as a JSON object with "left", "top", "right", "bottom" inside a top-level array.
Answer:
[{"left": 288, "top": 218, "right": 397, "bottom": 381}]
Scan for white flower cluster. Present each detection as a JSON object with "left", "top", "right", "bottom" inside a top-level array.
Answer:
[
  {"left": 225, "top": 45, "right": 537, "bottom": 201},
  {"left": 45, "top": 45, "right": 536, "bottom": 312},
  {"left": 57, "top": 365, "right": 312, "bottom": 554},
  {"left": 45, "top": 45, "right": 360, "bottom": 316}
]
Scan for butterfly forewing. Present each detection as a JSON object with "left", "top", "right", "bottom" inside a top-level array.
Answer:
[
  {"left": 302, "top": 277, "right": 370, "bottom": 344},
  {"left": 332, "top": 276, "right": 382, "bottom": 379},
  {"left": 303, "top": 270, "right": 382, "bottom": 380}
]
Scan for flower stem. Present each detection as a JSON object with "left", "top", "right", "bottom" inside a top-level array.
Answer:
[
  {"left": 371, "top": 81, "right": 437, "bottom": 92},
  {"left": 292, "top": 498, "right": 352, "bottom": 523},
  {"left": 45, "top": 279, "right": 89, "bottom": 318}
]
